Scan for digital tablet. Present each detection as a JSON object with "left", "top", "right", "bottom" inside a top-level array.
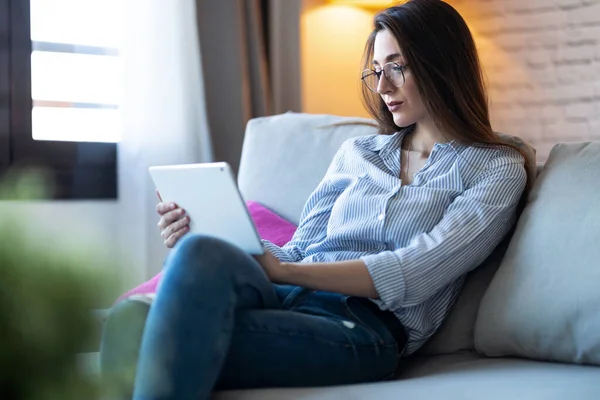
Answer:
[{"left": 149, "top": 162, "right": 264, "bottom": 255}]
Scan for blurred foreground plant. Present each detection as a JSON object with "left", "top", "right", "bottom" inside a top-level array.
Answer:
[{"left": 0, "top": 169, "right": 119, "bottom": 399}]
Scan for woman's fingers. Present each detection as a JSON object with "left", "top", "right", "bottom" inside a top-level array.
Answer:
[
  {"left": 165, "top": 227, "right": 190, "bottom": 248},
  {"left": 157, "top": 208, "right": 186, "bottom": 231},
  {"left": 160, "top": 215, "right": 190, "bottom": 240},
  {"left": 155, "top": 200, "right": 191, "bottom": 248},
  {"left": 156, "top": 202, "right": 177, "bottom": 216}
]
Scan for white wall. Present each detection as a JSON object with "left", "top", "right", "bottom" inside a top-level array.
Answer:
[
  {"left": 449, "top": 0, "right": 600, "bottom": 160},
  {"left": 0, "top": 200, "right": 133, "bottom": 305},
  {"left": 3, "top": 201, "right": 118, "bottom": 250},
  {"left": 1, "top": 196, "right": 154, "bottom": 300}
]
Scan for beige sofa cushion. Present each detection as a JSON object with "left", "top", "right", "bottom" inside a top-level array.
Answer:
[
  {"left": 417, "top": 236, "right": 511, "bottom": 355},
  {"left": 475, "top": 142, "right": 600, "bottom": 365},
  {"left": 238, "top": 112, "right": 377, "bottom": 224},
  {"left": 215, "top": 354, "right": 600, "bottom": 400}
]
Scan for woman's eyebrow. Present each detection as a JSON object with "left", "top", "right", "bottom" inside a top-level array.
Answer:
[{"left": 372, "top": 52, "right": 403, "bottom": 65}]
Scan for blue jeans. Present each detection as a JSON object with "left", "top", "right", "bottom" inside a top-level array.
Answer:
[{"left": 125, "top": 235, "right": 404, "bottom": 399}]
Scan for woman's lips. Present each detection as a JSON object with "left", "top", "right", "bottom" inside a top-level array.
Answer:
[{"left": 387, "top": 101, "right": 403, "bottom": 112}]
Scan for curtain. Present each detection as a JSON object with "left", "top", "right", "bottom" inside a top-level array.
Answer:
[
  {"left": 195, "top": 0, "right": 272, "bottom": 173},
  {"left": 195, "top": 0, "right": 304, "bottom": 172},
  {"left": 119, "top": 0, "right": 212, "bottom": 282},
  {"left": 269, "top": 0, "right": 303, "bottom": 115},
  {"left": 119, "top": 0, "right": 302, "bottom": 281}
]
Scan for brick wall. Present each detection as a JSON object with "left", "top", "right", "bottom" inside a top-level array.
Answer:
[{"left": 449, "top": 0, "right": 600, "bottom": 161}]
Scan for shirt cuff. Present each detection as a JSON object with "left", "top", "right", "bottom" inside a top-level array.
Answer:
[
  {"left": 361, "top": 251, "right": 406, "bottom": 309},
  {"left": 261, "top": 239, "right": 297, "bottom": 263}
]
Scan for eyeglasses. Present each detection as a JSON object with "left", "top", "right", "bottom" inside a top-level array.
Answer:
[{"left": 361, "top": 62, "right": 408, "bottom": 92}]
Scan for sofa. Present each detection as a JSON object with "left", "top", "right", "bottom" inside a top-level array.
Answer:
[{"left": 101, "top": 112, "right": 600, "bottom": 399}]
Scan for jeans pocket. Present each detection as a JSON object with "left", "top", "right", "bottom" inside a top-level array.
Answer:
[{"left": 340, "top": 297, "right": 386, "bottom": 346}]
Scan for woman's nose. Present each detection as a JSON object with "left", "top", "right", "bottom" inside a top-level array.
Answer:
[{"left": 376, "top": 74, "right": 395, "bottom": 95}]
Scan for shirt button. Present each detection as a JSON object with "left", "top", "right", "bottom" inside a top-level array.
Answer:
[{"left": 377, "top": 213, "right": 385, "bottom": 221}]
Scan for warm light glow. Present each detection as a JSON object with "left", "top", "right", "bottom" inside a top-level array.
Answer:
[
  {"left": 327, "top": 0, "right": 394, "bottom": 9},
  {"left": 301, "top": 5, "right": 374, "bottom": 118},
  {"left": 302, "top": 0, "right": 539, "bottom": 125}
]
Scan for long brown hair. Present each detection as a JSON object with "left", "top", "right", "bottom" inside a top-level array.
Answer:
[{"left": 360, "top": 0, "right": 534, "bottom": 189}]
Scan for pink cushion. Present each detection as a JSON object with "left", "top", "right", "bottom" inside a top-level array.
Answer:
[
  {"left": 114, "top": 201, "right": 297, "bottom": 304},
  {"left": 245, "top": 200, "right": 297, "bottom": 247}
]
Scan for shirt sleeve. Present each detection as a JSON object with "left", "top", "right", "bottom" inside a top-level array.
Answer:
[
  {"left": 262, "top": 143, "right": 347, "bottom": 262},
  {"left": 261, "top": 239, "right": 296, "bottom": 262},
  {"left": 361, "top": 153, "right": 527, "bottom": 309}
]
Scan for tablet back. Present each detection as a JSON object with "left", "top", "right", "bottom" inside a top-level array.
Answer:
[{"left": 149, "top": 162, "right": 263, "bottom": 255}]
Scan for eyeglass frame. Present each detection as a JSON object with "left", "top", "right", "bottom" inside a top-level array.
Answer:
[{"left": 361, "top": 62, "right": 408, "bottom": 92}]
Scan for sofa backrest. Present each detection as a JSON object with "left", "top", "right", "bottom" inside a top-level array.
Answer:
[{"left": 238, "top": 112, "right": 376, "bottom": 223}]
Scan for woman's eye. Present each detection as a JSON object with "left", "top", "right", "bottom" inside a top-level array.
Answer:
[{"left": 392, "top": 64, "right": 406, "bottom": 72}]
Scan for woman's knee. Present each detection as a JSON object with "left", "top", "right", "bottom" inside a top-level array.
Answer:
[
  {"left": 175, "top": 234, "right": 236, "bottom": 255},
  {"left": 164, "top": 234, "right": 250, "bottom": 281}
]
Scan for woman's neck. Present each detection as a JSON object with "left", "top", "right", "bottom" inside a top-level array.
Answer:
[{"left": 407, "top": 119, "right": 449, "bottom": 155}]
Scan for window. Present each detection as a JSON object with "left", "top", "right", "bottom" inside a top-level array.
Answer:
[{"left": 1, "top": 0, "right": 120, "bottom": 199}]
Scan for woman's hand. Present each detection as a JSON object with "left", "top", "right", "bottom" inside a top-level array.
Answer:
[
  {"left": 156, "top": 190, "right": 190, "bottom": 248},
  {"left": 253, "top": 249, "right": 377, "bottom": 298},
  {"left": 253, "top": 250, "right": 291, "bottom": 284}
]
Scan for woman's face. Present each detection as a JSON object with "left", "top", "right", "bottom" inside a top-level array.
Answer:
[{"left": 372, "top": 29, "right": 427, "bottom": 128}]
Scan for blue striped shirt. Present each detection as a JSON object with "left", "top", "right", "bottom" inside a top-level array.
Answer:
[{"left": 263, "top": 130, "right": 527, "bottom": 355}]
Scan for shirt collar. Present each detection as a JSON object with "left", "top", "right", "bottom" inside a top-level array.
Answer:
[
  {"left": 371, "top": 131, "right": 404, "bottom": 154},
  {"left": 377, "top": 129, "right": 462, "bottom": 158}
]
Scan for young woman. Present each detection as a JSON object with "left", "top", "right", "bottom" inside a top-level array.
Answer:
[{"left": 125, "top": 0, "right": 532, "bottom": 398}]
